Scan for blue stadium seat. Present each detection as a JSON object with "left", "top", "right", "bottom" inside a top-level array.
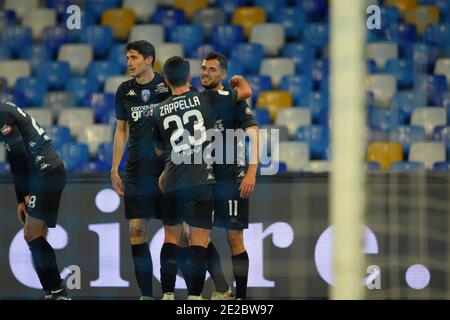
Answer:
[
  {"left": 230, "top": 43, "right": 264, "bottom": 74},
  {"left": 437, "top": 0, "right": 450, "bottom": 22},
  {"left": 409, "top": 43, "right": 440, "bottom": 73},
  {"left": 215, "top": 0, "right": 249, "bottom": 19},
  {"left": 254, "top": 108, "right": 271, "bottom": 125},
  {"left": 368, "top": 6, "right": 401, "bottom": 42},
  {"left": 304, "top": 22, "right": 329, "bottom": 50},
  {"left": 0, "top": 162, "right": 10, "bottom": 172},
  {"left": 296, "top": 125, "right": 329, "bottom": 159},
  {"left": 97, "top": 142, "right": 126, "bottom": 171},
  {"left": 192, "top": 43, "right": 219, "bottom": 60},
  {"left": 273, "top": 7, "right": 305, "bottom": 40},
  {"left": 389, "top": 161, "right": 425, "bottom": 172},
  {"left": 425, "top": 23, "right": 450, "bottom": 46},
  {"left": 61, "top": 143, "right": 89, "bottom": 172},
  {"left": 18, "top": 45, "right": 52, "bottom": 75},
  {"left": 443, "top": 91, "right": 450, "bottom": 110},
  {"left": 14, "top": 78, "right": 48, "bottom": 107},
  {"left": 41, "top": 25, "right": 69, "bottom": 58},
  {"left": 0, "top": 78, "right": 7, "bottom": 93},
  {"left": 84, "top": 92, "right": 115, "bottom": 124},
  {"left": 432, "top": 161, "right": 450, "bottom": 171},
  {"left": 414, "top": 74, "right": 448, "bottom": 106},
  {"left": 36, "top": 61, "right": 70, "bottom": 91},
  {"left": 2, "top": 26, "right": 32, "bottom": 58},
  {"left": 433, "top": 125, "right": 450, "bottom": 157},
  {"left": 74, "top": 160, "right": 110, "bottom": 173},
  {"left": 391, "top": 90, "right": 427, "bottom": 125},
  {"left": 246, "top": 74, "right": 272, "bottom": 103},
  {"left": 292, "top": 0, "right": 327, "bottom": 20},
  {"left": 211, "top": 25, "right": 245, "bottom": 55},
  {"left": 311, "top": 59, "right": 329, "bottom": 89},
  {"left": 390, "top": 125, "right": 426, "bottom": 155},
  {"left": 44, "top": 125, "right": 71, "bottom": 151},
  {"left": 366, "top": 161, "right": 381, "bottom": 171},
  {"left": 0, "top": 10, "right": 16, "bottom": 28},
  {"left": 190, "top": 76, "right": 202, "bottom": 91},
  {"left": 87, "top": 61, "right": 123, "bottom": 89},
  {"left": 0, "top": 46, "right": 10, "bottom": 60},
  {"left": 80, "top": 25, "right": 113, "bottom": 58},
  {"left": 307, "top": 91, "right": 328, "bottom": 124},
  {"left": 224, "top": 59, "right": 244, "bottom": 83},
  {"left": 66, "top": 77, "right": 101, "bottom": 106},
  {"left": 0, "top": 92, "right": 26, "bottom": 107},
  {"left": 151, "top": 8, "right": 186, "bottom": 35},
  {"left": 279, "top": 75, "right": 313, "bottom": 106},
  {"left": 385, "top": 23, "right": 418, "bottom": 47},
  {"left": 385, "top": 59, "right": 414, "bottom": 89},
  {"left": 66, "top": 10, "right": 97, "bottom": 43},
  {"left": 108, "top": 44, "right": 127, "bottom": 73},
  {"left": 253, "top": 0, "right": 287, "bottom": 21},
  {"left": 368, "top": 107, "right": 394, "bottom": 132},
  {"left": 85, "top": 0, "right": 121, "bottom": 22},
  {"left": 367, "top": 59, "right": 378, "bottom": 74},
  {"left": 169, "top": 25, "right": 204, "bottom": 55},
  {"left": 46, "top": 0, "right": 77, "bottom": 22},
  {"left": 281, "top": 42, "right": 315, "bottom": 74}
]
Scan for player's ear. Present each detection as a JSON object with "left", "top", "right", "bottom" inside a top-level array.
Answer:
[
  {"left": 146, "top": 55, "right": 154, "bottom": 67},
  {"left": 164, "top": 79, "right": 170, "bottom": 87}
]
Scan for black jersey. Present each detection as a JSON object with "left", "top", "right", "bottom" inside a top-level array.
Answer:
[
  {"left": 212, "top": 87, "right": 258, "bottom": 181},
  {"left": 152, "top": 89, "right": 238, "bottom": 193},
  {"left": 0, "top": 101, "right": 63, "bottom": 202},
  {"left": 115, "top": 73, "right": 171, "bottom": 176}
]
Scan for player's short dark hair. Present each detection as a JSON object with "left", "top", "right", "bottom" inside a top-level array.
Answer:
[
  {"left": 126, "top": 40, "right": 156, "bottom": 67},
  {"left": 164, "top": 56, "right": 190, "bottom": 88},
  {"left": 204, "top": 51, "right": 228, "bottom": 71}
]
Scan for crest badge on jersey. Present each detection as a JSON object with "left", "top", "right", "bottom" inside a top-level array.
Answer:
[
  {"left": 1, "top": 124, "right": 12, "bottom": 136},
  {"left": 141, "top": 89, "right": 151, "bottom": 103}
]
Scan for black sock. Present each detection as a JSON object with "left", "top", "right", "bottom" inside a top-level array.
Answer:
[
  {"left": 186, "top": 245, "right": 207, "bottom": 296},
  {"left": 131, "top": 243, "right": 153, "bottom": 297},
  {"left": 207, "top": 242, "right": 229, "bottom": 292},
  {"left": 27, "top": 237, "right": 62, "bottom": 292},
  {"left": 177, "top": 246, "right": 189, "bottom": 284},
  {"left": 232, "top": 251, "right": 249, "bottom": 299},
  {"left": 160, "top": 243, "right": 179, "bottom": 294}
]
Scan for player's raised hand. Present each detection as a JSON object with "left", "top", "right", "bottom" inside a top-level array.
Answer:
[
  {"left": 239, "top": 172, "right": 256, "bottom": 199},
  {"left": 111, "top": 171, "right": 124, "bottom": 196},
  {"left": 17, "top": 202, "right": 27, "bottom": 226}
]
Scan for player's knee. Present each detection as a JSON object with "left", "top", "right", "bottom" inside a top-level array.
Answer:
[
  {"left": 130, "top": 228, "right": 147, "bottom": 244},
  {"left": 227, "top": 232, "right": 245, "bottom": 255},
  {"left": 23, "top": 226, "right": 42, "bottom": 242}
]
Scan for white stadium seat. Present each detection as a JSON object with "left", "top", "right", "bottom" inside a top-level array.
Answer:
[
  {"left": 58, "top": 44, "right": 93, "bottom": 76},
  {"left": 0, "top": 60, "right": 30, "bottom": 89},
  {"left": 260, "top": 58, "right": 295, "bottom": 88},
  {"left": 79, "top": 125, "right": 113, "bottom": 157},
  {"left": 409, "top": 142, "right": 446, "bottom": 169},
  {"left": 250, "top": 23, "right": 285, "bottom": 56},
  {"left": 58, "top": 108, "right": 94, "bottom": 139}
]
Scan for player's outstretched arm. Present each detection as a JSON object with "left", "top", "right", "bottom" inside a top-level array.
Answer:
[
  {"left": 229, "top": 75, "right": 252, "bottom": 102},
  {"left": 111, "top": 120, "right": 129, "bottom": 196}
]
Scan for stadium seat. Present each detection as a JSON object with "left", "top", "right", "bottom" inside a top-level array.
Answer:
[
  {"left": 253, "top": 0, "right": 287, "bottom": 21},
  {"left": 224, "top": 59, "right": 244, "bottom": 82},
  {"left": 155, "top": 43, "right": 184, "bottom": 66},
  {"left": 260, "top": 58, "right": 295, "bottom": 88},
  {"left": 296, "top": 125, "right": 329, "bottom": 159},
  {"left": 18, "top": 45, "right": 52, "bottom": 75},
  {"left": 389, "top": 161, "right": 425, "bottom": 171},
  {"left": 292, "top": 0, "right": 327, "bottom": 19},
  {"left": 277, "top": 142, "right": 310, "bottom": 172},
  {"left": 391, "top": 90, "right": 427, "bottom": 124},
  {"left": 85, "top": 92, "right": 115, "bottom": 124},
  {"left": 87, "top": 61, "right": 123, "bottom": 89},
  {"left": 433, "top": 125, "right": 450, "bottom": 157},
  {"left": 41, "top": 25, "right": 70, "bottom": 59},
  {"left": 185, "top": 59, "right": 201, "bottom": 78},
  {"left": 232, "top": 7, "right": 266, "bottom": 37},
  {"left": 211, "top": 25, "right": 245, "bottom": 55},
  {"left": 304, "top": 160, "right": 330, "bottom": 173},
  {"left": 409, "top": 142, "right": 446, "bottom": 169},
  {"left": 384, "top": 59, "right": 414, "bottom": 89},
  {"left": 257, "top": 91, "right": 293, "bottom": 121},
  {"left": 58, "top": 108, "right": 94, "bottom": 139},
  {"left": 192, "top": 43, "right": 218, "bottom": 60},
  {"left": 366, "top": 42, "right": 399, "bottom": 71},
  {"left": 151, "top": 8, "right": 186, "bottom": 34},
  {"left": 0, "top": 145, "right": 7, "bottom": 163},
  {"left": 85, "top": 0, "right": 121, "bottom": 22},
  {"left": 101, "top": 8, "right": 135, "bottom": 40},
  {"left": 128, "top": 24, "right": 164, "bottom": 45},
  {"left": 230, "top": 43, "right": 264, "bottom": 74},
  {"left": 108, "top": 44, "right": 127, "bottom": 73},
  {"left": 215, "top": 0, "right": 248, "bottom": 19},
  {"left": 279, "top": 75, "right": 314, "bottom": 107},
  {"left": 282, "top": 42, "right": 315, "bottom": 74},
  {"left": 2, "top": 26, "right": 32, "bottom": 58},
  {"left": 74, "top": 160, "right": 110, "bottom": 173},
  {"left": 61, "top": 143, "right": 89, "bottom": 172},
  {"left": 385, "top": 23, "right": 418, "bottom": 47},
  {"left": 43, "top": 91, "right": 76, "bottom": 120},
  {"left": 311, "top": 59, "right": 329, "bottom": 89},
  {"left": 414, "top": 74, "right": 448, "bottom": 105},
  {"left": 24, "top": 108, "right": 53, "bottom": 127},
  {"left": 58, "top": 44, "right": 93, "bottom": 76},
  {"left": 254, "top": 108, "right": 271, "bottom": 126},
  {"left": 411, "top": 107, "right": 447, "bottom": 138},
  {"left": 367, "top": 142, "right": 403, "bottom": 171},
  {"left": 307, "top": 91, "right": 329, "bottom": 124},
  {"left": 404, "top": 5, "right": 440, "bottom": 34},
  {"left": 272, "top": 7, "right": 304, "bottom": 40},
  {"left": 410, "top": 43, "right": 440, "bottom": 73},
  {"left": 246, "top": 75, "right": 272, "bottom": 103},
  {"left": 23, "top": 9, "right": 57, "bottom": 41},
  {"left": 0, "top": 61, "right": 31, "bottom": 90},
  {"left": 390, "top": 125, "right": 426, "bottom": 154},
  {"left": 368, "top": 107, "right": 395, "bottom": 132},
  {"left": 0, "top": 47, "right": 10, "bottom": 60},
  {"left": 434, "top": 59, "right": 450, "bottom": 89},
  {"left": 4, "top": 0, "right": 38, "bottom": 20},
  {"left": 104, "top": 76, "right": 131, "bottom": 94},
  {"left": 275, "top": 108, "right": 311, "bottom": 137},
  {"left": 80, "top": 25, "right": 113, "bottom": 58},
  {"left": 0, "top": 92, "right": 26, "bottom": 108},
  {"left": 169, "top": 25, "right": 204, "bottom": 54},
  {"left": 366, "top": 74, "right": 397, "bottom": 108},
  {"left": 437, "top": 0, "right": 450, "bottom": 22},
  {"left": 259, "top": 124, "right": 288, "bottom": 158},
  {"left": 123, "top": 0, "right": 157, "bottom": 23},
  {"left": 303, "top": 23, "right": 329, "bottom": 51},
  {"left": 425, "top": 23, "right": 450, "bottom": 47},
  {"left": 193, "top": 8, "right": 225, "bottom": 39},
  {"left": 432, "top": 161, "right": 450, "bottom": 171},
  {"left": 79, "top": 125, "right": 113, "bottom": 157},
  {"left": 249, "top": 23, "right": 284, "bottom": 56},
  {"left": 45, "top": 0, "right": 75, "bottom": 22},
  {"left": 14, "top": 78, "right": 48, "bottom": 107},
  {"left": 385, "top": 0, "right": 418, "bottom": 12},
  {"left": 0, "top": 78, "right": 7, "bottom": 93},
  {"left": 367, "top": 59, "right": 378, "bottom": 74},
  {"left": 66, "top": 77, "right": 101, "bottom": 106},
  {"left": 174, "top": 0, "right": 208, "bottom": 20},
  {"left": 0, "top": 10, "right": 17, "bottom": 28},
  {"left": 36, "top": 61, "right": 71, "bottom": 91}
]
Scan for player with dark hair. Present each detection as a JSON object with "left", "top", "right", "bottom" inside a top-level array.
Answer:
[
  {"left": 152, "top": 56, "right": 252, "bottom": 300},
  {"left": 200, "top": 51, "right": 260, "bottom": 300},
  {"left": 0, "top": 101, "right": 69, "bottom": 300},
  {"left": 111, "top": 40, "right": 171, "bottom": 300}
]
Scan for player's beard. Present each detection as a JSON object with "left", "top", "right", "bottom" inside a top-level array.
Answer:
[{"left": 201, "top": 78, "right": 222, "bottom": 90}]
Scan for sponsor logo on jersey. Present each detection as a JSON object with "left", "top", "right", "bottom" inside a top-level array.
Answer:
[
  {"left": 29, "top": 141, "right": 36, "bottom": 147},
  {"left": 131, "top": 104, "right": 158, "bottom": 122},
  {"left": 40, "top": 163, "right": 50, "bottom": 171},
  {"left": 207, "top": 173, "right": 214, "bottom": 181},
  {"left": 141, "top": 89, "right": 151, "bottom": 103},
  {"left": 218, "top": 90, "right": 229, "bottom": 96},
  {"left": 155, "top": 82, "right": 169, "bottom": 94},
  {"left": 1, "top": 124, "right": 12, "bottom": 136},
  {"left": 127, "top": 90, "right": 137, "bottom": 96},
  {"left": 215, "top": 119, "right": 224, "bottom": 132},
  {"left": 245, "top": 107, "right": 255, "bottom": 115},
  {"left": 35, "top": 155, "right": 45, "bottom": 163},
  {"left": 238, "top": 171, "right": 245, "bottom": 178}
]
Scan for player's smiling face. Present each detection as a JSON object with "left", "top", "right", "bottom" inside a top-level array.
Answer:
[
  {"left": 200, "top": 59, "right": 227, "bottom": 90},
  {"left": 126, "top": 49, "right": 152, "bottom": 78}
]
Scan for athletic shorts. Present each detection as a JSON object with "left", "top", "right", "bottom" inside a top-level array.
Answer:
[
  {"left": 213, "top": 180, "right": 249, "bottom": 230},
  {"left": 124, "top": 175, "right": 162, "bottom": 220},
  {"left": 161, "top": 184, "right": 214, "bottom": 229},
  {"left": 26, "top": 163, "right": 66, "bottom": 228}
]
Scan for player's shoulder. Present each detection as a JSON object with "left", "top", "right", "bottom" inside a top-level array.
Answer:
[{"left": 116, "top": 78, "right": 135, "bottom": 95}]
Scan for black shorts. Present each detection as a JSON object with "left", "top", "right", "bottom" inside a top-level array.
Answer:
[
  {"left": 26, "top": 163, "right": 66, "bottom": 228},
  {"left": 162, "top": 185, "right": 214, "bottom": 229},
  {"left": 213, "top": 180, "right": 249, "bottom": 230},
  {"left": 124, "top": 175, "right": 162, "bottom": 220}
]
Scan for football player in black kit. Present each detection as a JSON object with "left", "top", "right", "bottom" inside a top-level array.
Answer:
[
  {"left": 0, "top": 101, "right": 69, "bottom": 300},
  {"left": 111, "top": 41, "right": 170, "bottom": 300},
  {"left": 152, "top": 56, "right": 252, "bottom": 300}
]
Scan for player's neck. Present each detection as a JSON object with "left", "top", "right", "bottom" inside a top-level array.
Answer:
[
  {"left": 171, "top": 84, "right": 190, "bottom": 95},
  {"left": 136, "top": 69, "right": 155, "bottom": 85}
]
